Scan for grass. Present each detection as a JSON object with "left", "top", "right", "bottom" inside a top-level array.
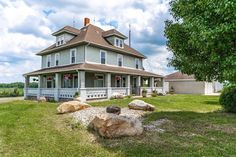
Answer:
[{"left": 0, "top": 95, "right": 236, "bottom": 156}]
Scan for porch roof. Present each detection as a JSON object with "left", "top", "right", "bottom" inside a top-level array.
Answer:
[{"left": 24, "top": 63, "right": 163, "bottom": 77}]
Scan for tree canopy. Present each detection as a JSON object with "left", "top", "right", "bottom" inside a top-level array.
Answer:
[{"left": 165, "top": 0, "right": 236, "bottom": 83}]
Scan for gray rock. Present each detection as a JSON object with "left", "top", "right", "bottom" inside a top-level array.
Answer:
[{"left": 128, "top": 99, "right": 155, "bottom": 111}]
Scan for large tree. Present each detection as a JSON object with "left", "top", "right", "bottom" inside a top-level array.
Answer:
[{"left": 165, "top": 0, "right": 236, "bottom": 83}]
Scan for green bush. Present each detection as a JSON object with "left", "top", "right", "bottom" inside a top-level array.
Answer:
[{"left": 219, "top": 85, "right": 236, "bottom": 113}]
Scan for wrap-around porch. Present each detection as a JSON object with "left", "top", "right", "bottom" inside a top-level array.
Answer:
[{"left": 24, "top": 70, "right": 164, "bottom": 101}]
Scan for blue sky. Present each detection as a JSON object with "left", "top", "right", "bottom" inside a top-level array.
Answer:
[{"left": 0, "top": 0, "right": 174, "bottom": 83}]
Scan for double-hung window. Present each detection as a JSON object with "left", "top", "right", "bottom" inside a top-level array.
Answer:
[
  {"left": 135, "top": 58, "right": 139, "bottom": 69},
  {"left": 115, "top": 38, "right": 124, "bottom": 48},
  {"left": 117, "top": 54, "right": 123, "bottom": 67},
  {"left": 56, "top": 35, "right": 64, "bottom": 46},
  {"left": 70, "top": 49, "right": 76, "bottom": 64},
  {"left": 100, "top": 50, "right": 106, "bottom": 64},
  {"left": 47, "top": 55, "right": 51, "bottom": 67},
  {"left": 55, "top": 53, "right": 60, "bottom": 66}
]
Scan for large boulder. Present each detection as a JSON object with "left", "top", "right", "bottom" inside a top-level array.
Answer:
[
  {"left": 90, "top": 113, "right": 143, "bottom": 138},
  {"left": 57, "top": 101, "right": 91, "bottom": 114},
  {"left": 111, "top": 92, "right": 124, "bottom": 99},
  {"left": 128, "top": 99, "right": 155, "bottom": 111},
  {"left": 37, "top": 97, "right": 46, "bottom": 102}
]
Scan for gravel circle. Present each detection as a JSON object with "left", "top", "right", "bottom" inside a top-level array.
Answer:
[{"left": 72, "top": 107, "right": 149, "bottom": 127}]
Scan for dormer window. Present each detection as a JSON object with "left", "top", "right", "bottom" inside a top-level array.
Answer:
[
  {"left": 115, "top": 38, "right": 124, "bottom": 48},
  {"left": 56, "top": 35, "right": 65, "bottom": 46},
  {"left": 55, "top": 53, "right": 60, "bottom": 66},
  {"left": 46, "top": 55, "right": 51, "bottom": 68},
  {"left": 135, "top": 58, "right": 139, "bottom": 69},
  {"left": 70, "top": 49, "right": 76, "bottom": 64},
  {"left": 117, "top": 54, "right": 123, "bottom": 67}
]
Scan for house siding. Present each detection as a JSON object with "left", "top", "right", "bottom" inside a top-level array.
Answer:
[
  {"left": 86, "top": 46, "right": 143, "bottom": 69},
  {"left": 168, "top": 81, "right": 205, "bottom": 94},
  {"left": 41, "top": 45, "right": 85, "bottom": 68}
]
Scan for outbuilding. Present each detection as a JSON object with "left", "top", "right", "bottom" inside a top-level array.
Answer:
[{"left": 164, "top": 71, "right": 223, "bottom": 95}]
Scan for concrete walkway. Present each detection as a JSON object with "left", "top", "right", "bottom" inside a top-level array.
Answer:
[{"left": 0, "top": 97, "right": 24, "bottom": 104}]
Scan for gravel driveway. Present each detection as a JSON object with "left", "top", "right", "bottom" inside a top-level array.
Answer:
[{"left": 0, "top": 97, "right": 24, "bottom": 104}]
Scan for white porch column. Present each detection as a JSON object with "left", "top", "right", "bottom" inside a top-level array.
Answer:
[
  {"left": 126, "top": 75, "right": 130, "bottom": 95},
  {"left": 24, "top": 76, "right": 29, "bottom": 99},
  {"left": 150, "top": 77, "right": 154, "bottom": 91},
  {"left": 106, "top": 73, "right": 112, "bottom": 99},
  {"left": 37, "top": 75, "right": 42, "bottom": 99},
  {"left": 54, "top": 73, "right": 60, "bottom": 101},
  {"left": 161, "top": 78, "right": 165, "bottom": 93},
  {"left": 79, "top": 71, "right": 86, "bottom": 102},
  {"left": 137, "top": 76, "right": 141, "bottom": 95}
]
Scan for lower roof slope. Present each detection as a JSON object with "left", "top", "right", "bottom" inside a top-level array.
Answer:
[{"left": 165, "top": 71, "right": 195, "bottom": 80}]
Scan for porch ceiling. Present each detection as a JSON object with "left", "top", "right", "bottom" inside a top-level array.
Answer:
[{"left": 24, "top": 63, "right": 164, "bottom": 77}]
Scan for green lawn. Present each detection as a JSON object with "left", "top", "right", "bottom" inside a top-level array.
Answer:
[{"left": 0, "top": 95, "right": 236, "bottom": 157}]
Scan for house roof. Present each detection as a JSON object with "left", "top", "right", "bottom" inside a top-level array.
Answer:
[
  {"left": 24, "top": 63, "right": 163, "bottom": 77},
  {"left": 102, "top": 29, "right": 127, "bottom": 39},
  {"left": 52, "top": 25, "right": 81, "bottom": 36},
  {"left": 37, "top": 24, "right": 146, "bottom": 58},
  {"left": 165, "top": 71, "right": 195, "bottom": 81}
]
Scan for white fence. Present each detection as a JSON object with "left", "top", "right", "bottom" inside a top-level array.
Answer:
[{"left": 40, "top": 88, "right": 54, "bottom": 97}]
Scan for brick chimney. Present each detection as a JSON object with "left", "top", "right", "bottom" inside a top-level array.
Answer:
[{"left": 84, "top": 17, "right": 90, "bottom": 26}]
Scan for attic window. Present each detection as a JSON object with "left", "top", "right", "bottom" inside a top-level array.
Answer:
[
  {"left": 56, "top": 35, "right": 65, "bottom": 46},
  {"left": 115, "top": 38, "right": 124, "bottom": 48}
]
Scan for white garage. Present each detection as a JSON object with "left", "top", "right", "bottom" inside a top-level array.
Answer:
[{"left": 164, "top": 72, "right": 223, "bottom": 95}]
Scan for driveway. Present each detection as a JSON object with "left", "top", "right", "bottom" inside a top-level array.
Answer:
[{"left": 0, "top": 97, "right": 24, "bottom": 104}]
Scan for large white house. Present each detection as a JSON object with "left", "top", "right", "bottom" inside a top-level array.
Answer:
[
  {"left": 164, "top": 71, "right": 223, "bottom": 95},
  {"left": 24, "top": 18, "right": 164, "bottom": 101}
]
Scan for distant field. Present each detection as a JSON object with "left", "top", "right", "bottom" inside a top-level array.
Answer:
[{"left": 0, "top": 88, "right": 23, "bottom": 97}]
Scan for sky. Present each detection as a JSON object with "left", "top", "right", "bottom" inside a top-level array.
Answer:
[{"left": 0, "top": 0, "right": 175, "bottom": 83}]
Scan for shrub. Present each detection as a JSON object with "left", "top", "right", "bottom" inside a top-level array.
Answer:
[
  {"left": 151, "top": 90, "right": 157, "bottom": 97},
  {"left": 126, "top": 95, "right": 132, "bottom": 99},
  {"left": 142, "top": 88, "right": 147, "bottom": 97},
  {"left": 74, "top": 92, "right": 80, "bottom": 98},
  {"left": 219, "top": 85, "right": 236, "bottom": 113}
]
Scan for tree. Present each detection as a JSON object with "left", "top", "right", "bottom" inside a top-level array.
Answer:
[{"left": 165, "top": 0, "right": 236, "bottom": 83}]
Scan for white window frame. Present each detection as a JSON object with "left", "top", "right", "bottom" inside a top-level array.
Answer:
[
  {"left": 46, "top": 55, "right": 51, "bottom": 68},
  {"left": 135, "top": 58, "right": 139, "bottom": 69},
  {"left": 56, "top": 35, "right": 65, "bottom": 46},
  {"left": 55, "top": 53, "right": 60, "bottom": 66},
  {"left": 100, "top": 50, "right": 107, "bottom": 64},
  {"left": 114, "top": 37, "right": 124, "bottom": 48},
  {"left": 117, "top": 54, "right": 123, "bottom": 67},
  {"left": 70, "top": 48, "right": 77, "bottom": 64},
  {"left": 94, "top": 74, "right": 104, "bottom": 87}
]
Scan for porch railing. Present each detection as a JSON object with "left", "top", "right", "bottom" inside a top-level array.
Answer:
[
  {"left": 58, "top": 88, "right": 78, "bottom": 99},
  {"left": 111, "top": 87, "right": 128, "bottom": 96},
  {"left": 86, "top": 87, "right": 108, "bottom": 99},
  {"left": 27, "top": 88, "right": 38, "bottom": 96},
  {"left": 41, "top": 88, "right": 54, "bottom": 97}
]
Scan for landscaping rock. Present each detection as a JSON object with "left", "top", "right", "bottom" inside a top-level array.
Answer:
[
  {"left": 72, "top": 107, "right": 147, "bottom": 127},
  {"left": 37, "top": 97, "right": 46, "bottom": 102},
  {"left": 111, "top": 92, "right": 124, "bottom": 99},
  {"left": 57, "top": 101, "right": 91, "bottom": 114},
  {"left": 106, "top": 106, "right": 121, "bottom": 115},
  {"left": 89, "top": 113, "right": 143, "bottom": 138},
  {"left": 128, "top": 99, "right": 155, "bottom": 111}
]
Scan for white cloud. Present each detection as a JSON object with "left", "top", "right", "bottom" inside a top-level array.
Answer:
[{"left": 0, "top": 0, "right": 173, "bottom": 83}]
